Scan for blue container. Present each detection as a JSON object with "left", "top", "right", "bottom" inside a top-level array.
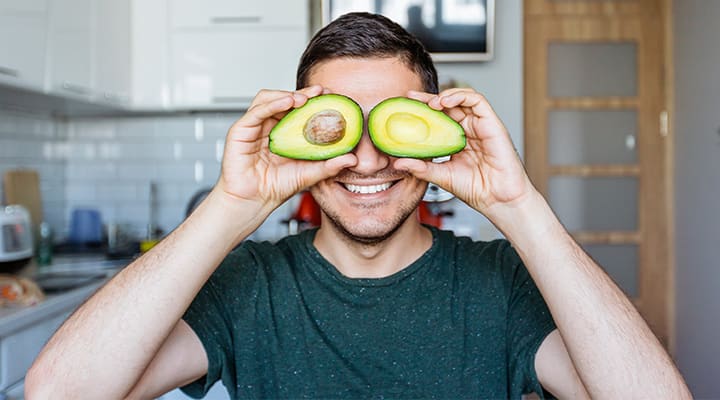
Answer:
[{"left": 69, "top": 208, "right": 102, "bottom": 244}]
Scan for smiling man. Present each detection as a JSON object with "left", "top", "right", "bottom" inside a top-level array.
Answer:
[{"left": 26, "top": 12, "right": 690, "bottom": 400}]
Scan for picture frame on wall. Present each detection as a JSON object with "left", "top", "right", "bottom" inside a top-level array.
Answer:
[{"left": 321, "top": 0, "right": 495, "bottom": 62}]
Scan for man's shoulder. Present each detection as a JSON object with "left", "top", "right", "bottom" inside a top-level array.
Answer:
[
  {"left": 433, "top": 228, "right": 523, "bottom": 285},
  {"left": 434, "top": 227, "right": 516, "bottom": 263}
]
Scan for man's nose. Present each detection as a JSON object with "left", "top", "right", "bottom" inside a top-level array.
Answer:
[{"left": 349, "top": 131, "right": 390, "bottom": 175}]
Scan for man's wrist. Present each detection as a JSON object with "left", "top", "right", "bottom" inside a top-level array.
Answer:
[
  {"left": 184, "top": 188, "right": 276, "bottom": 250},
  {"left": 485, "top": 189, "right": 568, "bottom": 251}
]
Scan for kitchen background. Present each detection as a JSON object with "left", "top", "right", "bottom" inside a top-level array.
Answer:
[{"left": 0, "top": 0, "right": 718, "bottom": 398}]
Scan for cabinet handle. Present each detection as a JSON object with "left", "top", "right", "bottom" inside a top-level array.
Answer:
[
  {"left": 210, "top": 16, "right": 262, "bottom": 24},
  {"left": 212, "top": 96, "right": 249, "bottom": 104},
  {"left": 0, "top": 66, "right": 20, "bottom": 77},
  {"left": 62, "top": 81, "right": 92, "bottom": 95}
]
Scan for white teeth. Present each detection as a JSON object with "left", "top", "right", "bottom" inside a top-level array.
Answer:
[{"left": 344, "top": 182, "right": 392, "bottom": 194}]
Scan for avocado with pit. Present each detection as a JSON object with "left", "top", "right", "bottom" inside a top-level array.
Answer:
[
  {"left": 269, "top": 94, "right": 363, "bottom": 160},
  {"left": 368, "top": 97, "right": 466, "bottom": 158}
]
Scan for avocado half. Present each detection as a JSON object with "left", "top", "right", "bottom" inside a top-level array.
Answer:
[
  {"left": 368, "top": 97, "right": 466, "bottom": 158},
  {"left": 269, "top": 94, "right": 363, "bottom": 160}
]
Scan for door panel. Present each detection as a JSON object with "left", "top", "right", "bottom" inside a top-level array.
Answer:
[
  {"left": 548, "top": 42, "right": 638, "bottom": 97},
  {"left": 524, "top": 0, "right": 672, "bottom": 346},
  {"left": 548, "top": 110, "right": 637, "bottom": 165},
  {"left": 548, "top": 176, "right": 638, "bottom": 231}
]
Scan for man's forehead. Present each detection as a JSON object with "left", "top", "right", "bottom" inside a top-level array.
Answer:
[{"left": 305, "top": 57, "right": 424, "bottom": 110}]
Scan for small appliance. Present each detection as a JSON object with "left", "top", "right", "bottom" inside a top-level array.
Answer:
[{"left": 0, "top": 204, "right": 34, "bottom": 273}]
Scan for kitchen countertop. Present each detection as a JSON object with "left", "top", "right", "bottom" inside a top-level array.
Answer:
[{"left": 0, "top": 255, "right": 132, "bottom": 337}]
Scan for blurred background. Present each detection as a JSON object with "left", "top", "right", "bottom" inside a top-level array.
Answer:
[{"left": 0, "top": 0, "right": 717, "bottom": 398}]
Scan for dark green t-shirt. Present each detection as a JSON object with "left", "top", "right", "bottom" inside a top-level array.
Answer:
[{"left": 181, "top": 227, "right": 556, "bottom": 399}]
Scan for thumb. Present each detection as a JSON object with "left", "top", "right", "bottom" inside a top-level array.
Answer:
[
  {"left": 394, "top": 158, "right": 450, "bottom": 186},
  {"left": 298, "top": 153, "right": 358, "bottom": 188}
]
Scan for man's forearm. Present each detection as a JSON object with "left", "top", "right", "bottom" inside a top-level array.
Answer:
[
  {"left": 26, "top": 190, "right": 273, "bottom": 399},
  {"left": 488, "top": 190, "right": 690, "bottom": 399}
]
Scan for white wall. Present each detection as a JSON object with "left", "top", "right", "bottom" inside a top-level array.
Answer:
[
  {"left": 436, "top": 0, "right": 523, "bottom": 154},
  {"left": 0, "top": 0, "right": 524, "bottom": 244},
  {"left": 0, "top": 109, "right": 67, "bottom": 233},
  {"left": 673, "top": 1, "right": 720, "bottom": 397},
  {"left": 63, "top": 114, "right": 295, "bottom": 242}
]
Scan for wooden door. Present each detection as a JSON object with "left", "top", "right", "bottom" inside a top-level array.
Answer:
[{"left": 524, "top": 0, "right": 674, "bottom": 348}]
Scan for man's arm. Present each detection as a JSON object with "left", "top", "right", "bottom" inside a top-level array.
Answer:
[
  {"left": 25, "top": 85, "right": 358, "bottom": 399},
  {"left": 496, "top": 191, "right": 690, "bottom": 398},
  {"left": 24, "top": 190, "right": 268, "bottom": 399},
  {"left": 397, "top": 89, "right": 691, "bottom": 399}
]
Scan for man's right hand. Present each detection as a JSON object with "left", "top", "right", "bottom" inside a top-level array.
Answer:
[{"left": 213, "top": 85, "right": 356, "bottom": 216}]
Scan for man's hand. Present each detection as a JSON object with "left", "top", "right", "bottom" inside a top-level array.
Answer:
[
  {"left": 215, "top": 85, "right": 355, "bottom": 213},
  {"left": 394, "top": 88, "right": 535, "bottom": 219},
  {"left": 396, "top": 89, "right": 691, "bottom": 399}
]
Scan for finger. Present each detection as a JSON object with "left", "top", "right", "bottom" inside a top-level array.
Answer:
[
  {"left": 249, "top": 85, "right": 323, "bottom": 108},
  {"left": 406, "top": 90, "right": 435, "bottom": 102},
  {"left": 393, "top": 158, "right": 453, "bottom": 191},
  {"left": 297, "top": 153, "right": 358, "bottom": 189},
  {"left": 228, "top": 95, "right": 295, "bottom": 143}
]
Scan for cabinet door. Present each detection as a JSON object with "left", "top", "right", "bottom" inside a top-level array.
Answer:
[
  {"left": 0, "top": 0, "right": 47, "bottom": 13},
  {"left": 170, "top": 0, "right": 307, "bottom": 29},
  {"left": 0, "top": 311, "right": 70, "bottom": 389},
  {"left": 170, "top": 29, "right": 306, "bottom": 109},
  {"left": 0, "top": 13, "right": 48, "bottom": 91},
  {"left": 45, "top": 0, "right": 95, "bottom": 99},
  {"left": 94, "top": 0, "right": 131, "bottom": 105}
]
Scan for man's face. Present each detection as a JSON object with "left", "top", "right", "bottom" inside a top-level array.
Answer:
[{"left": 306, "top": 57, "right": 428, "bottom": 244}]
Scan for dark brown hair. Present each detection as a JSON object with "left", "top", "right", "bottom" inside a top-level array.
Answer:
[{"left": 296, "top": 12, "right": 438, "bottom": 94}]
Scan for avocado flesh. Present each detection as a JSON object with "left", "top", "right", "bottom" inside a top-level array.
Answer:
[
  {"left": 269, "top": 94, "right": 363, "bottom": 160},
  {"left": 368, "top": 97, "right": 466, "bottom": 158}
]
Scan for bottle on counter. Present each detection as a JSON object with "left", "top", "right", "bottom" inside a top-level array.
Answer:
[{"left": 37, "top": 221, "right": 53, "bottom": 267}]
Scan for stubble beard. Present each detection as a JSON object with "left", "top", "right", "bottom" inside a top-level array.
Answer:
[{"left": 316, "top": 190, "right": 425, "bottom": 247}]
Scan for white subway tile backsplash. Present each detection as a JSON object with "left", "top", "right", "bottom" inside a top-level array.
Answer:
[
  {"left": 2, "top": 109, "right": 388, "bottom": 243},
  {"left": 65, "top": 184, "right": 97, "bottom": 203},
  {"left": 68, "top": 119, "right": 116, "bottom": 140},
  {"left": 115, "top": 118, "right": 156, "bottom": 138},
  {"left": 154, "top": 116, "right": 196, "bottom": 139},
  {"left": 96, "top": 183, "right": 140, "bottom": 203},
  {"left": 116, "top": 163, "right": 158, "bottom": 180},
  {"left": 66, "top": 163, "right": 117, "bottom": 180},
  {"left": 154, "top": 162, "right": 195, "bottom": 182}
]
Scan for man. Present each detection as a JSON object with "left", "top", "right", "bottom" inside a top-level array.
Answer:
[{"left": 26, "top": 12, "right": 690, "bottom": 400}]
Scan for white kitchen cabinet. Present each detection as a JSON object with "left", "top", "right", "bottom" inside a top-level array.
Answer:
[
  {"left": 44, "top": 0, "right": 131, "bottom": 106},
  {"left": 45, "top": 0, "right": 95, "bottom": 101},
  {"left": 0, "top": 1, "right": 48, "bottom": 92},
  {"left": 93, "top": 0, "right": 131, "bottom": 106},
  {"left": 130, "top": 0, "right": 171, "bottom": 110},
  {"left": 170, "top": 28, "right": 306, "bottom": 109},
  {"left": 170, "top": 0, "right": 307, "bottom": 29},
  {"left": 166, "top": 0, "right": 309, "bottom": 110}
]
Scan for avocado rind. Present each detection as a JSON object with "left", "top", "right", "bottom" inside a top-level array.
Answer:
[
  {"left": 368, "top": 97, "right": 466, "bottom": 158},
  {"left": 269, "top": 94, "right": 363, "bottom": 160}
]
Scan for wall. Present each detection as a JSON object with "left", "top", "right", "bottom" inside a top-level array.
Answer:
[
  {"left": 0, "top": 0, "right": 523, "bottom": 244},
  {"left": 427, "top": 0, "right": 524, "bottom": 239},
  {"left": 0, "top": 109, "right": 67, "bottom": 233},
  {"left": 63, "top": 114, "right": 295, "bottom": 242},
  {"left": 673, "top": 0, "right": 720, "bottom": 397}
]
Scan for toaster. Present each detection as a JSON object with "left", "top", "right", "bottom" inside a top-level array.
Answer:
[{"left": 0, "top": 205, "right": 34, "bottom": 271}]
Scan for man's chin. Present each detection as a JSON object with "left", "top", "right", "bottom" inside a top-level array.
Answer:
[{"left": 326, "top": 217, "right": 407, "bottom": 246}]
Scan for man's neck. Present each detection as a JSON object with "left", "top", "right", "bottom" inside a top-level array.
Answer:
[{"left": 313, "top": 218, "right": 433, "bottom": 279}]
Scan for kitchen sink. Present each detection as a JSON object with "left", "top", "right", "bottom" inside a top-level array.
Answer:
[{"left": 31, "top": 255, "right": 132, "bottom": 293}]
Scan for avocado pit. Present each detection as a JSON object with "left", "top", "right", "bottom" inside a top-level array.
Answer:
[{"left": 303, "top": 109, "right": 346, "bottom": 145}]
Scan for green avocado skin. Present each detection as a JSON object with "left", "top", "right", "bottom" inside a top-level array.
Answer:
[
  {"left": 368, "top": 97, "right": 466, "bottom": 158},
  {"left": 268, "top": 94, "right": 363, "bottom": 161}
]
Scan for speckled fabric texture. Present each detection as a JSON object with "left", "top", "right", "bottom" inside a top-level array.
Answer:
[{"left": 181, "top": 227, "right": 556, "bottom": 399}]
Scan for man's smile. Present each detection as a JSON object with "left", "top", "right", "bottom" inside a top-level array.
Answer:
[{"left": 342, "top": 182, "right": 395, "bottom": 194}]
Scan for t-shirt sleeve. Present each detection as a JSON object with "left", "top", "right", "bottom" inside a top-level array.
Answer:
[
  {"left": 180, "top": 250, "right": 251, "bottom": 399},
  {"left": 500, "top": 241, "right": 557, "bottom": 399}
]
